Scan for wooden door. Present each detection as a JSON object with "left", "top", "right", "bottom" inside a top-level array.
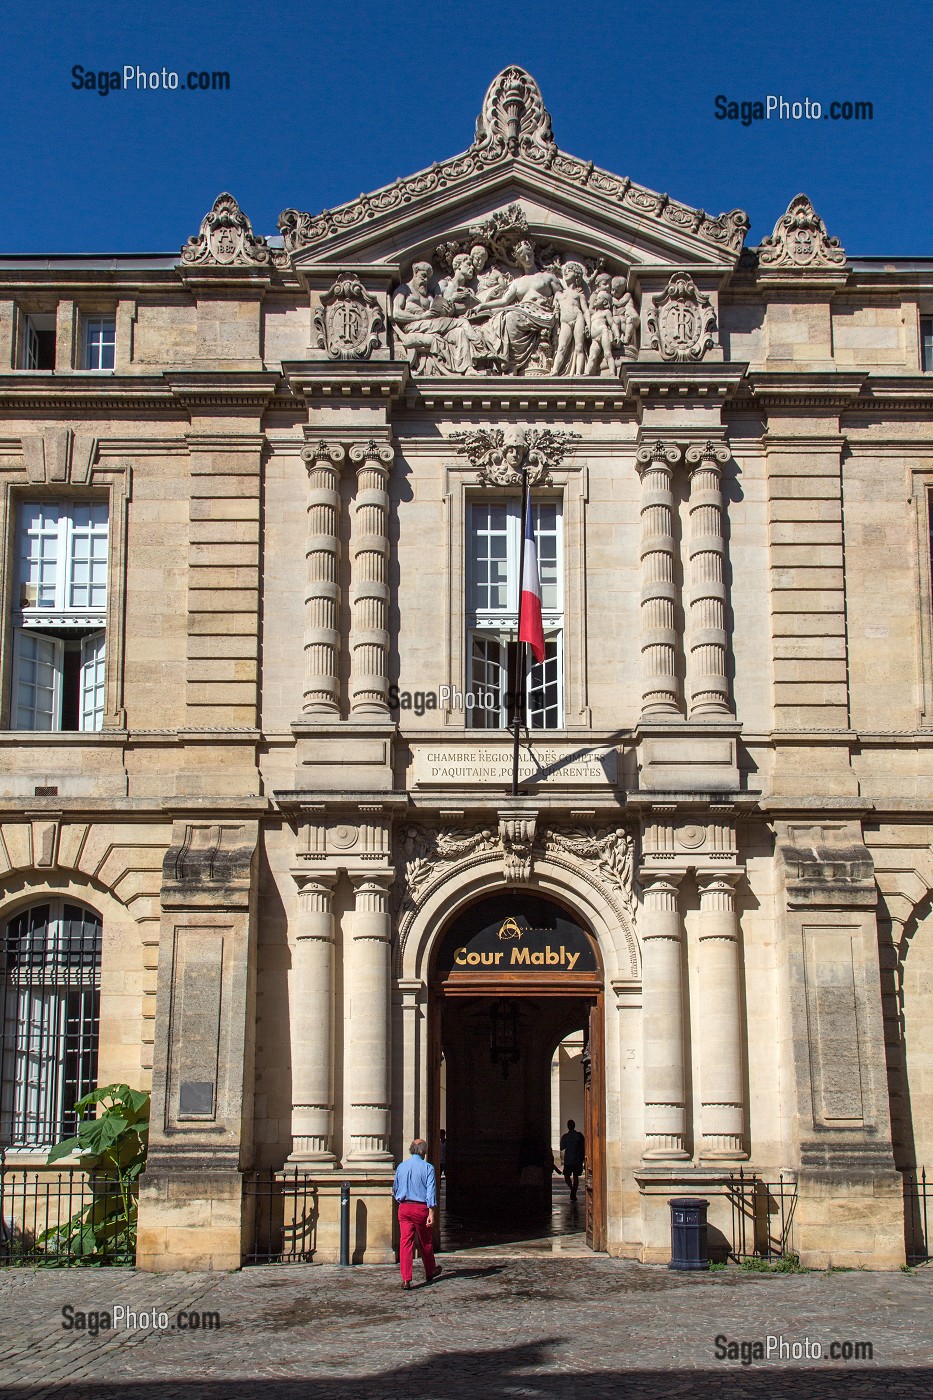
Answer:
[{"left": 583, "top": 995, "right": 606, "bottom": 1251}]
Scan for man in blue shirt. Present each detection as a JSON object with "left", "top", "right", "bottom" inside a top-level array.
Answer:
[{"left": 393, "top": 1138, "right": 442, "bottom": 1290}]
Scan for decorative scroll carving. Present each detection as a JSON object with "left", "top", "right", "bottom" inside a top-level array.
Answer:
[
  {"left": 758, "top": 193, "right": 846, "bottom": 270},
  {"left": 180, "top": 193, "right": 273, "bottom": 268},
  {"left": 646, "top": 273, "right": 717, "bottom": 362},
  {"left": 312, "top": 272, "right": 384, "bottom": 360},
  {"left": 450, "top": 425, "right": 580, "bottom": 486},
  {"left": 390, "top": 216, "right": 638, "bottom": 378},
  {"left": 396, "top": 824, "right": 499, "bottom": 911},
  {"left": 277, "top": 70, "right": 749, "bottom": 265},
  {"left": 500, "top": 814, "right": 537, "bottom": 882}
]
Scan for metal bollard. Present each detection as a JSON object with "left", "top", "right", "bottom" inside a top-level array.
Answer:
[{"left": 339, "top": 1181, "right": 351, "bottom": 1266}]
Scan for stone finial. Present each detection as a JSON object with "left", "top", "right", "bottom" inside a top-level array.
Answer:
[
  {"left": 180, "top": 192, "right": 273, "bottom": 268},
  {"left": 474, "top": 66, "right": 556, "bottom": 155},
  {"left": 758, "top": 193, "right": 846, "bottom": 270}
]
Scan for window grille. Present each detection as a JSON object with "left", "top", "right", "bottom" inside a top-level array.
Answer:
[{"left": 0, "top": 902, "right": 101, "bottom": 1148}]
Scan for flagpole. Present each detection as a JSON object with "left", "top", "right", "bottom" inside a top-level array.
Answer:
[{"left": 511, "top": 467, "right": 529, "bottom": 798}]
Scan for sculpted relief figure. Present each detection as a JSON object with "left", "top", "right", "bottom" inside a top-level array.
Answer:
[{"left": 389, "top": 212, "right": 643, "bottom": 378}]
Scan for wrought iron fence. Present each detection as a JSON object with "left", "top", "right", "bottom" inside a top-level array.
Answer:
[
  {"left": 725, "top": 1169, "right": 797, "bottom": 1261},
  {"left": 243, "top": 1168, "right": 318, "bottom": 1264},
  {"left": 0, "top": 1166, "right": 136, "bottom": 1265},
  {"left": 903, "top": 1167, "right": 930, "bottom": 1265}
]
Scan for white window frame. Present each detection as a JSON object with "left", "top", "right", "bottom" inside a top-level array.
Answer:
[
  {"left": 466, "top": 498, "right": 564, "bottom": 729},
  {"left": 82, "top": 316, "right": 116, "bottom": 372},
  {"left": 10, "top": 501, "right": 109, "bottom": 732}
]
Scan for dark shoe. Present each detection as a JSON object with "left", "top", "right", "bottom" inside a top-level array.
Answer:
[
  {"left": 425, "top": 1264, "right": 443, "bottom": 1284},
  {"left": 402, "top": 1280, "right": 411, "bottom": 1290}
]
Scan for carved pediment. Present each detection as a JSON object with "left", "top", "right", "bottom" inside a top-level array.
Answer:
[
  {"left": 277, "top": 68, "right": 749, "bottom": 274},
  {"left": 758, "top": 193, "right": 847, "bottom": 272},
  {"left": 180, "top": 192, "right": 273, "bottom": 269}
]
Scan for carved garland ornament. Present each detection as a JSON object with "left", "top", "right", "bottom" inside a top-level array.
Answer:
[
  {"left": 758, "top": 193, "right": 847, "bottom": 270},
  {"left": 394, "top": 821, "right": 637, "bottom": 949},
  {"left": 180, "top": 193, "right": 273, "bottom": 268}
]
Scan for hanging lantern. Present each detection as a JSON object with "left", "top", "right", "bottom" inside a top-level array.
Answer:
[{"left": 489, "top": 999, "right": 520, "bottom": 1077}]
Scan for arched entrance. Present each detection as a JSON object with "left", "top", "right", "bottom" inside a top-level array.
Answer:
[{"left": 429, "top": 891, "right": 606, "bottom": 1251}]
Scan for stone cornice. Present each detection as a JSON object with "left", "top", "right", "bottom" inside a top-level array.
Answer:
[
  {"left": 279, "top": 144, "right": 749, "bottom": 268},
  {"left": 744, "top": 371, "right": 866, "bottom": 409},
  {"left": 282, "top": 360, "right": 410, "bottom": 403}
]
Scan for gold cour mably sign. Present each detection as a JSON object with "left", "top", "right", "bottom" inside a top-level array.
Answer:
[{"left": 438, "top": 910, "right": 598, "bottom": 976}]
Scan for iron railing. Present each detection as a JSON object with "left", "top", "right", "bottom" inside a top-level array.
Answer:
[
  {"left": 243, "top": 1168, "right": 318, "bottom": 1264},
  {"left": 903, "top": 1167, "right": 930, "bottom": 1265},
  {"left": 726, "top": 1169, "right": 797, "bottom": 1261},
  {"left": 0, "top": 1166, "right": 136, "bottom": 1265}
]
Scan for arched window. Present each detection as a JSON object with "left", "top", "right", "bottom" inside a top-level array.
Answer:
[{"left": 0, "top": 900, "right": 101, "bottom": 1147}]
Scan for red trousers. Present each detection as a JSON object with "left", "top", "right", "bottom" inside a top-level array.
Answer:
[{"left": 398, "top": 1201, "right": 437, "bottom": 1283}]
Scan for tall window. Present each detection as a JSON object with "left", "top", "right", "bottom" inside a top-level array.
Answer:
[
  {"left": 83, "top": 316, "right": 116, "bottom": 371},
  {"left": 466, "top": 499, "right": 563, "bottom": 728},
  {"left": 922, "top": 317, "right": 933, "bottom": 372},
  {"left": 11, "top": 502, "right": 109, "bottom": 731},
  {"left": 0, "top": 901, "right": 101, "bottom": 1148}
]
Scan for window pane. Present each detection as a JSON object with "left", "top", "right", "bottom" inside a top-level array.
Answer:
[
  {"left": 80, "top": 631, "right": 106, "bottom": 732},
  {"left": 533, "top": 503, "right": 560, "bottom": 612},
  {"left": 84, "top": 317, "right": 116, "bottom": 371},
  {"left": 528, "top": 637, "right": 561, "bottom": 729},
  {"left": 922, "top": 318, "right": 933, "bottom": 372},
  {"left": 1, "top": 903, "right": 101, "bottom": 1146},
  {"left": 18, "top": 502, "right": 60, "bottom": 610},
  {"left": 13, "top": 630, "right": 60, "bottom": 730},
  {"left": 470, "top": 634, "right": 505, "bottom": 728},
  {"left": 470, "top": 503, "right": 511, "bottom": 612},
  {"left": 67, "top": 504, "right": 109, "bottom": 609}
]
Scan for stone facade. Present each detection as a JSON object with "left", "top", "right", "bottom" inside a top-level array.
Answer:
[{"left": 1, "top": 68, "right": 932, "bottom": 1270}]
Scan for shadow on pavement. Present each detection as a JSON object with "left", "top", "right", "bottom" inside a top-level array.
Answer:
[{"left": 0, "top": 1339, "right": 931, "bottom": 1400}]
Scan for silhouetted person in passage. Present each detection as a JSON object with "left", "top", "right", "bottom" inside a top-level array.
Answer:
[{"left": 560, "top": 1119, "right": 585, "bottom": 1201}]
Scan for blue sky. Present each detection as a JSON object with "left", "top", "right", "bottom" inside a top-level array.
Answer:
[{"left": 2, "top": 0, "right": 930, "bottom": 255}]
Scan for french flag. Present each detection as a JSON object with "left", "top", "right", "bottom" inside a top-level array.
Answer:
[{"left": 518, "top": 497, "right": 546, "bottom": 664}]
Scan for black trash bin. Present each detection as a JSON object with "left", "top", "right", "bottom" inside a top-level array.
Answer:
[{"left": 668, "top": 1197, "right": 710, "bottom": 1271}]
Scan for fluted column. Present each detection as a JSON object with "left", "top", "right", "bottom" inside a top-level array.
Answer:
[
  {"left": 685, "top": 442, "right": 732, "bottom": 716},
  {"left": 299, "top": 440, "right": 345, "bottom": 717},
  {"left": 345, "top": 872, "right": 394, "bottom": 1163},
  {"left": 696, "top": 871, "right": 747, "bottom": 1159},
  {"left": 348, "top": 440, "right": 393, "bottom": 717},
  {"left": 635, "top": 441, "right": 683, "bottom": 716},
  {"left": 290, "top": 873, "right": 338, "bottom": 1163},
  {"left": 640, "top": 870, "right": 689, "bottom": 1159}
]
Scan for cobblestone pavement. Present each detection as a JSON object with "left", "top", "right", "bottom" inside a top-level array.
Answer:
[{"left": 0, "top": 1255, "right": 931, "bottom": 1399}]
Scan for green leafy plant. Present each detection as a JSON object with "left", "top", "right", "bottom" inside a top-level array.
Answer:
[
  {"left": 740, "top": 1251, "right": 806, "bottom": 1274},
  {"left": 39, "top": 1084, "right": 149, "bottom": 1265}
]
